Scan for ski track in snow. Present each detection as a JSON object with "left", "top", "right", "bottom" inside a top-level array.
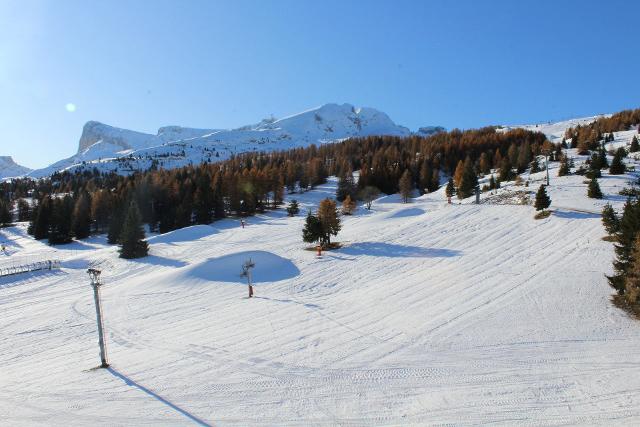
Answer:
[{"left": 2, "top": 130, "right": 640, "bottom": 425}]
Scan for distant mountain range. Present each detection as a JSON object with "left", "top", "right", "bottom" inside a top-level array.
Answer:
[
  {"left": 0, "top": 156, "right": 32, "bottom": 180},
  {"left": 1, "top": 103, "right": 445, "bottom": 180}
]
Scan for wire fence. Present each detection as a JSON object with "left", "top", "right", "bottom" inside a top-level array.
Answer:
[{"left": 0, "top": 258, "right": 61, "bottom": 278}]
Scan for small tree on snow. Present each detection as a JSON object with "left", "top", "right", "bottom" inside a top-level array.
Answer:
[
  {"left": 587, "top": 177, "right": 603, "bottom": 199},
  {"left": 302, "top": 211, "right": 323, "bottom": 245},
  {"left": 302, "top": 201, "right": 341, "bottom": 248},
  {"left": 609, "top": 148, "right": 626, "bottom": 175},
  {"left": 534, "top": 184, "right": 551, "bottom": 212},
  {"left": 286, "top": 199, "right": 300, "bottom": 217},
  {"left": 601, "top": 203, "right": 620, "bottom": 235},
  {"left": 445, "top": 178, "right": 456, "bottom": 198}
]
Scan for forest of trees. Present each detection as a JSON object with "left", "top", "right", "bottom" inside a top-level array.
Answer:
[
  {"left": 564, "top": 108, "right": 640, "bottom": 153},
  {"left": 0, "top": 126, "right": 551, "bottom": 251}
]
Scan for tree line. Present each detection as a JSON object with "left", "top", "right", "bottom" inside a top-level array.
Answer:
[{"left": 0, "top": 126, "right": 551, "bottom": 251}]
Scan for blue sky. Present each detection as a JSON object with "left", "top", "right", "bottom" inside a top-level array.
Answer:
[{"left": 1, "top": 0, "right": 639, "bottom": 169}]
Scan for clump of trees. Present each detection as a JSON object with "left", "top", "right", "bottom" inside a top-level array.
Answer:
[
  {"left": 565, "top": 108, "right": 640, "bottom": 151},
  {"left": 302, "top": 198, "right": 341, "bottom": 248},
  {"left": 603, "top": 197, "right": 640, "bottom": 311},
  {"left": 0, "top": 200, "right": 12, "bottom": 227},
  {"left": 286, "top": 200, "right": 300, "bottom": 217}
]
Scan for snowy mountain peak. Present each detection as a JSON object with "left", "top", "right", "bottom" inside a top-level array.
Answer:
[
  {"left": 77, "top": 121, "right": 158, "bottom": 153},
  {"left": 30, "top": 103, "right": 426, "bottom": 178},
  {"left": 0, "top": 156, "right": 32, "bottom": 179}
]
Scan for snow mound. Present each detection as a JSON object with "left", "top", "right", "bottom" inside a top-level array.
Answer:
[{"left": 177, "top": 250, "right": 300, "bottom": 284}]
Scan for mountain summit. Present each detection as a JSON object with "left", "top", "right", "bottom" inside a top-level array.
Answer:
[
  {"left": 27, "top": 103, "right": 425, "bottom": 178},
  {"left": 0, "top": 156, "right": 32, "bottom": 179}
]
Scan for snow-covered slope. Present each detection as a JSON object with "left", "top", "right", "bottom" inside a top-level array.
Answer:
[
  {"left": 27, "top": 103, "right": 416, "bottom": 178},
  {"left": 0, "top": 156, "right": 32, "bottom": 179},
  {"left": 2, "top": 131, "right": 640, "bottom": 425},
  {"left": 503, "top": 115, "right": 608, "bottom": 142}
]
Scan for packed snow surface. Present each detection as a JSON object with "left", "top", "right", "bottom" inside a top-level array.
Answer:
[{"left": 2, "top": 129, "right": 640, "bottom": 425}]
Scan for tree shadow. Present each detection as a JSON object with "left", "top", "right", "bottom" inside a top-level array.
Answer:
[
  {"left": 106, "top": 367, "right": 211, "bottom": 427},
  {"left": 253, "top": 295, "right": 321, "bottom": 309},
  {"left": 339, "top": 242, "right": 461, "bottom": 258},
  {"left": 130, "top": 254, "right": 188, "bottom": 268},
  {"left": 147, "top": 224, "right": 218, "bottom": 245},
  {"left": 553, "top": 210, "right": 601, "bottom": 220},
  {"left": 387, "top": 207, "right": 425, "bottom": 219}
]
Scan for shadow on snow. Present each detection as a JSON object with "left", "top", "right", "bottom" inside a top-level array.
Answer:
[
  {"left": 106, "top": 367, "right": 211, "bottom": 427},
  {"left": 338, "top": 242, "right": 461, "bottom": 258}
]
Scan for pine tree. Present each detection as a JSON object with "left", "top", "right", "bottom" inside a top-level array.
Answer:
[
  {"left": 558, "top": 155, "right": 570, "bottom": 176},
  {"left": 457, "top": 157, "right": 478, "bottom": 199},
  {"left": 516, "top": 141, "right": 530, "bottom": 173},
  {"left": 193, "top": 172, "right": 214, "bottom": 224},
  {"left": 108, "top": 206, "right": 125, "bottom": 244},
  {"left": 601, "top": 203, "right": 620, "bottom": 235},
  {"left": 587, "top": 177, "right": 603, "bottom": 199},
  {"left": 119, "top": 200, "right": 149, "bottom": 259},
  {"left": 17, "top": 199, "right": 31, "bottom": 222},
  {"left": 624, "top": 235, "right": 640, "bottom": 304},
  {"left": 91, "top": 190, "right": 112, "bottom": 233},
  {"left": 445, "top": 178, "right": 456, "bottom": 198},
  {"left": 212, "top": 173, "right": 225, "bottom": 219},
  {"left": 48, "top": 196, "right": 74, "bottom": 245},
  {"left": 398, "top": 169, "right": 413, "bottom": 203},
  {"left": 630, "top": 135, "right": 639, "bottom": 153},
  {"left": 336, "top": 169, "right": 357, "bottom": 202},
  {"left": 608, "top": 198, "right": 640, "bottom": 294},
  {"left": 286, "top": 199, "right": 300, "bottom": 217},
  {"left": 30, "top": 197, "right": 51, "bottom": 240},
  {"left": 72, "top": 193, "right": 92, "bottom": 239},
  {"left": 609, "top": 148, "right": 626, "bottom": 175},
  {"left": 317, "top": 198, "right": 341, "bottom": 247},
  {"left": 302, "top": 211, "right": 322, "bottom": 245},
  {"left": 530, "top": 157, "right": 541, "bottom": 173},
  {"left": 534, "top": 184, "right": 551, "bottom": 212},
  {"left": 498, "top": 157, "right": 513, "bottom": 182},
  {"left": 0, "top": 200, "right": 12, "bottom": 227},
  {"left": 597, "top": 144, "right": 608, "bottom": 168}
]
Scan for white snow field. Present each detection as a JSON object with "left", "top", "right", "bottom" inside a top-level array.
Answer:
[{"left": 2, "top": 136, "right": 640, "bottom": 425}]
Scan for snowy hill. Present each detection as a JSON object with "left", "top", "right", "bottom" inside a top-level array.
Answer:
[
  {"left": 503, "top": 115, "right": 608, "bottom": 142},
  {"left": 0, "top": 156, "right": 32, "bottom": 179},
  {"left": 2, "top": 129, "right": 640, "bottom": 424},
  {"left": 26, "top": 103, "right": 415, "bottom": 178}
]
